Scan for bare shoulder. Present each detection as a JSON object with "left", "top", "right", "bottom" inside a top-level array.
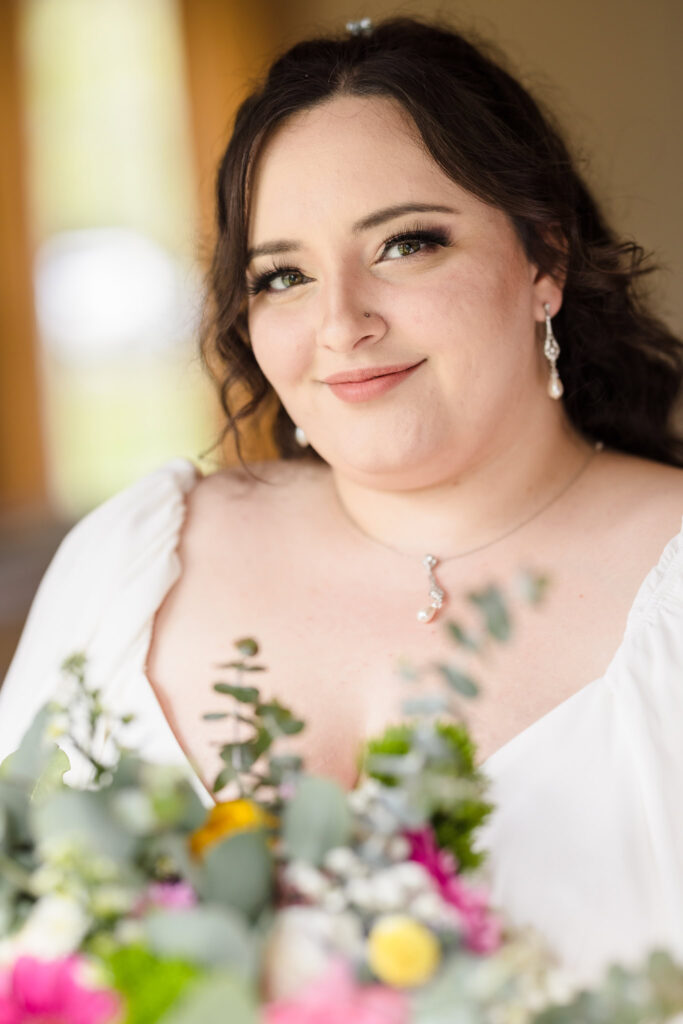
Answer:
[
  {"left": 180, "top": 457, "right": 332, "bottom": 558},
  {"left": 588, "top": 449, "right": 683, "bottom": 562},
  {"left": 598, "top": 449, "right": 683, "bottom": 514}
]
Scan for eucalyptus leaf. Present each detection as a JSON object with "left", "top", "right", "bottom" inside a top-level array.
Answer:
[
  {"left": 30, "top": 746, "right": 70, "bottom": 802},
  {"left": 0, "top": 779, "right": 33, "bottom": 850},
  {"left": 268, "top": 754, "right": 303, "bottom": 777},
  {"left": 436, "top": 663, "right": 480, "bottom": 698},
  {"left": 212, "top": 765, "right": 237, "bottom": 793},
  {"left": 467, "top": 585, "right": 511, "bottom": 643},
  {"left": 365, "top": 751, "right": 423, "bottom": 779},
  {"left": 445, "top": 620, "right": 481, "bottom": 651},
  {"left": 516, "top": 569, "right": 551, "bottom": 606},
  {"left": 402, "top": 694, "right": 451, "bottom": 716},
  {"left": 283, "top": 776, "right": 351, "bottom": 865},
  {"left": 213, "top": 683, "right": 260, "bottom": 703},
  {"left": 31, "top": 789, "right": 136, "bottom": 863},
  {"left": 220, "top": 730, "right": 272, "bottom": 770},
  {"left": 0, "top": 705, "right": 56, "bottom": 781},
  {"left": 144, "top": 905, "right": 255, "bottom": 973},
  {"left": 257, "top": 701, "right": 305, "bottom": 737},
  {"left": 216, "top": 663, "right": 266, "bottom": 673},
  {"left": 158, "top": 971, "right": 258, "bottom": 1024},
  {"left": 200, "top": 830, "right": 272, "bottom": 920},
  {"left": 234, "top": 638, "right": 259, "bottom": 658}
]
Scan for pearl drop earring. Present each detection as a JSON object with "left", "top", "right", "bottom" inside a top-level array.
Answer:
[{"left": 543, "top": 303, "right": 564, "bottom": 400}]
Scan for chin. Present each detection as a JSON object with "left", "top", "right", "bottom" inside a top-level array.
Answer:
[{"left": 327, "top": 443, "right": 449, "bottom": 491}]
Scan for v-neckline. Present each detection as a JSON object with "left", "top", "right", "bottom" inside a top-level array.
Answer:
[
  {"left": 140, "top": 485, "right": 682, "bottom": 800},
  {"left": 479, "top": 517, "right": 683, "bottom": 773}
]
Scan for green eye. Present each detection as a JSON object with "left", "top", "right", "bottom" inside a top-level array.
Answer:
[{"left": 272, "top": 270, "right": 304, "bottom": 291}]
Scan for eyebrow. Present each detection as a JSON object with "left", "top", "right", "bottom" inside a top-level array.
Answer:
[{"left": 246, "top": 203, "right": 459, "bottom": 265}]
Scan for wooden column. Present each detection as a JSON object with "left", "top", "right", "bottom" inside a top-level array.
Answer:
[
  {"left": 180, "top": 0, "right": 283, "bottom": 463},
  {"left": 0, "top": 0, "right": 47, "bottom": 514}
]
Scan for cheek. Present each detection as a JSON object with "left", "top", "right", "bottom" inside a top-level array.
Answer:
[
  {"left": 415, "top": 245, "right": 535, "bottom": 355},
  {"left": 248, "top": 309, "right": 311, "bottom": 391}
]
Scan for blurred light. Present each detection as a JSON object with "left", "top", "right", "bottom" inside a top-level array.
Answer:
[{"left": 34, "top": 227, "right": 200, "bottom": 362}]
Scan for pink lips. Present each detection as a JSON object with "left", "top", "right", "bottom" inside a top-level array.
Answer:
[{"left": 322, "top": 361, "right": 425, "bottom": 403}]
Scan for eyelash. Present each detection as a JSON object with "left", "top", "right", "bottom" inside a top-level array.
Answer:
[{"left": 246, "top": 223, "right": 452, "bottom": 296}]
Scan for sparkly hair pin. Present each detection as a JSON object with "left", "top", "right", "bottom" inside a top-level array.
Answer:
[{"left": 346, "top": 17, "right": 373, "bottom": 36}]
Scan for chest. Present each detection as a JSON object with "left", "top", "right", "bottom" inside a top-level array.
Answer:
[{"left": 145, "top": 534, "right": 640, "bottom": 794}]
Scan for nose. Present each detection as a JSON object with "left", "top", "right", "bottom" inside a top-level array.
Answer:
[{"left": 315, "top": 273, "right": 387, "bottom": 353}]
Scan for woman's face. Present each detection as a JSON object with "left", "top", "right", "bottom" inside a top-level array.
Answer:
[{"left": 246, "top": 95, "right": 563, "bottom": 490}]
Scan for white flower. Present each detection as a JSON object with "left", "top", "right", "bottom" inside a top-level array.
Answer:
[
  {"left": 410, "top": 890, "right": 461, "bottom": 931},
  {"left": 322, "top": 847, "right": 365, "bottom": 878},
  {"left": 90, "top": 885, "right": 135, "bottom": 917},
  {"left": 30, "top": 864, "right": 64, "bottom": 896},
  {"left": 263, "top": 906, "right": 363, "bottom": 1001},
  {"left": 4, "top": 894, "right": 90, "bottom": 959},
  {"left": 387, "top": 860, "right": 433, "bottom": 895},
  {"left": 386, "top": 835, "right": 411, "bottom": 861},
  {"left": 369, "top": 869, "right": 411, "bottom": 912},
  {"left": 321, "top": 889, "right": 348, "bottom": 914},
  {"left": 283, "top": 860, "right": 330, "bottom": 901},
  {"left": 345, "top": 877, "right": 377, "bottom": 910},
  {"left": 347, "top": 778, "right": 381, "bottom": 814}
]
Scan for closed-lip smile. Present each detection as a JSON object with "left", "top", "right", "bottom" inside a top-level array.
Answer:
[
  {"left": 321, "top": 360, "right": 426, "bottom": 403},
  {"left": 322, "top": 361, "right": 425, "bottom": 385}
]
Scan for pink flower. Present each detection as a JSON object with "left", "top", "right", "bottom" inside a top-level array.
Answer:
[
  {"left": 264, "top": 960, "right": 409, "bottom": 1024},
  {"left": 144, "top": 881, "right": 197, "bottom": 911},
  {"left": 0, "top": 956, "right": 120, "bottom": 1024},
  {"left": 405, "top": 828, "right": 501, "bottom": 954}
]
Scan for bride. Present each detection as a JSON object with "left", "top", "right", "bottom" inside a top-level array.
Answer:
[{"left": 2, "top": 16, "right": 682, "bottom": 987}]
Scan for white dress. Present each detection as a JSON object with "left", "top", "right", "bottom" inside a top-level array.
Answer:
[{"left": 1, "top": 458, "right": 682, "bottom": 987}]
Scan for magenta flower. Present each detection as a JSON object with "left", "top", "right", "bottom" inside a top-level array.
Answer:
[
  {"left": 0, "top": 956, "right": 120, "bottom": 1024},
  {"left": 144, "top": 881, "right": 197, "bottom": 911},
  {"left": 405, "top": 828, "right": 501, "bottom": 954},
  {"left": 264, "top": 960, "right": 409, "bottom": 1024}
]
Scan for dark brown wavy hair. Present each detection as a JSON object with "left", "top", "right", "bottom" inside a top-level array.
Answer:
[{"left": 202, "top": 16, "right": 683, "bottom": 466}]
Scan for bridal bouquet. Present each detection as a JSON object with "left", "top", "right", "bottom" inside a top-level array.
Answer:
[{"left": 0, "top": 584, "right": 681, "bottom": 1023}]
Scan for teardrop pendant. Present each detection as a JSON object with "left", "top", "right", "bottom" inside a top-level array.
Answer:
[
  {"left": 548, "top": 370, "right": 564, "bottom": 399},
  {"left": 417, "top": 554, "right": 446, "bottom": 624}
]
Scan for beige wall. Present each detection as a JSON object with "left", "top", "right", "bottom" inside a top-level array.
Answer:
[{"left": 275, "top": 0, "right": 683, "bottom": 333}]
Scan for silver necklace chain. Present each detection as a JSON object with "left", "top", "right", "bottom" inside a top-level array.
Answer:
[
  {"left": 334, "top": 441, "right": 603, "bottom": 624},
  {"left": 416, "top": 441, "right": 603, "bottom": 623}
]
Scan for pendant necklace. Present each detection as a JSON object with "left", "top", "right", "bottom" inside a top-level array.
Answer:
[
  {"left": 415, "top": 442, "right": 602, "bottom": 623},
  {"left": 335, "top": 441, "right": 603, "bottom": 625}
]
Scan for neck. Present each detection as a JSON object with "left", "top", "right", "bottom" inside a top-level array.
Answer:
[{"left": 331, "top": 417, "right": 594, "bottom": 559}]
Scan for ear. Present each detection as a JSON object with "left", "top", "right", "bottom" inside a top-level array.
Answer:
[{"left": 531, "top": 226, "right": 567, "bottom": 320}]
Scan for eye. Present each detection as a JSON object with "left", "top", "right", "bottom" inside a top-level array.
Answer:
[
  {"left": 247, "top": 266, "right": 311, "bottom": 297},
  {"left": 380, "top": 227, "right": 451, "bottom": 262}
]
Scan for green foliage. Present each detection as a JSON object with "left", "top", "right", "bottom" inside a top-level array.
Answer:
[
  {"left": 531, "top": 952, "right": 683, "bottom": 1023},
  {"left": 206, "top": 639, "right": 305, "bottom": 798},
  {"left": 212, "top": 683, "right": 260, "bottom": 702},
  {"left": 143, "top": 905, "right": 255, "bottom": 971},
  {"left": 365, "top": 722, "right": 492, "bottom": 871},
  {"left": 159, "top": 972, "right": 258, "bottom": 1024},
  {"left": 283, "top": 776, "right": 352, "bottom": 865},
  {"left": 467, "top": 585, "right": 512, "bottom": 643},
  {"left": 103, "top": 946, "right": 202, "bottom": 1024},
  {"left": 435, "top": 663, "right": 480, "bottom": 698},
  {"left": 200, "top": 832, "right": 273, "bottom": 922}
]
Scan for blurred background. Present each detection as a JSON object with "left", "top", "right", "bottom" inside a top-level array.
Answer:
[{"left": 1, "top": 0, "right": 681, "bottom": 676}]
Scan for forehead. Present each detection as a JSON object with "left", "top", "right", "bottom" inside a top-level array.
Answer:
[{"left": 247, "top": 95, "right": 469, "bottom": 242}]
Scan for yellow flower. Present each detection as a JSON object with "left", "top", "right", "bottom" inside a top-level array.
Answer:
[
  {"left": 189, "top": 799, "right": 277, "bottom": 859},
  {"left": 367, "top": 914, "right": 441, "bottom": 989}
]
